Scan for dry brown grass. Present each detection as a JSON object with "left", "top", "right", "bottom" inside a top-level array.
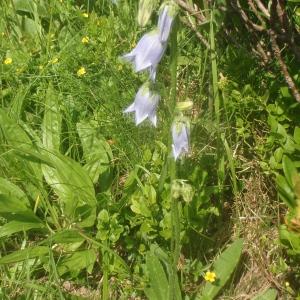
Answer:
[{"left": 221, "top": 168, "right": 292, "bottom": 299}]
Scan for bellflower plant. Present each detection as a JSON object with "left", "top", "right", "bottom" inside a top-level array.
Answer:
[
  {"left": 171, "top": 120, "right": 189, "bottom": 160},
  {"left": 158, "top": 2, "right": 176, "bottom": 43},
  {"left": 122, "top": 30, "right": 167, "bottom": 81},
  {"left": 124, "top": 83, "right": 160, "bottom": 126}
]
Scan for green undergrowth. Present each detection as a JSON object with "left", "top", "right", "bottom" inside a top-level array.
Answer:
[{"left": 0, "top": 0, "right": 300, "bottom": 299}]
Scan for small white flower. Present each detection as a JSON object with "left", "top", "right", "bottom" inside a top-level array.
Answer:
[
  {"left": 158, "top": 3, "right": 176, "bottom": 43},
  {"left": 172, "top": 121, "right": 189, "bottom": 160},
  {"left": 124, "top": 83, "right": 160, "bottom": 126},
  {"left": 122, "top": 30, "right": 167, "bottom": 81}
]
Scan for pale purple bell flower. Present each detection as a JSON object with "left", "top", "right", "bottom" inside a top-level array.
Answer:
[
  {"left": 158, "top": 3, "right": 176, "bottom": 43},
  {"left": 172, "top": 122, "right": 189, "bottom": 160},
  {"left": 122, "top": 30, "right": 167, "bottom": 81},
  {"left": 124, "top": 83, "right": 160, "bottom": 126}
]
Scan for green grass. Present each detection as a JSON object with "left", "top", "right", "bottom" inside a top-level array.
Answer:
[{"left": 0, "top": 0, "right": 300, "bottom": 299}]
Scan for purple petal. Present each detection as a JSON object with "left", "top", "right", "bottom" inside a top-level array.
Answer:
[
  {"left": 171, "top": 122, "right": 189, "bottom": 160},
  {"left": 158, "top": 5, "right": 174, "bottom": 43},
  {"left": 124, "top": 84, "right": 160, "bottom": 126}
]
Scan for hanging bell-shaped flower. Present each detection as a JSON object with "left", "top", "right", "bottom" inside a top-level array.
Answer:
[
  {"left": 124, "top": 83, "right": 160, "bottom": 126},
  {"left": 157, "top": 2, "right": 177, "bottom": 43},
  {"left": 122, "top": 30, "right": 167, "bottom": 81},
  {"left": 171, "top": 120, "right": 190, "bottom": 160}
]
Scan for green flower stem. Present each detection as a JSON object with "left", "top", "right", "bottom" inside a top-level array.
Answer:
[
  {"left": 168, "top": 17, "right": 180, "bottom": 300},
  {"left": 102, "top": 240, "right": 109, "bottom": 300}
]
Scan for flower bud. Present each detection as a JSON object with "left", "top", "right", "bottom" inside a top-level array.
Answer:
[
  {"left": 176, "top": 101, "right": 193, "bottom": 111},
  {"left": 138, "top": 0, "right": 158, "bottom": 27}
]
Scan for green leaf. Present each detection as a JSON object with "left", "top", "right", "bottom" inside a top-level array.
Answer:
[
  {"left": 0, "top": 108, "right": 43, "bottom": 198},
  {"left": 282, "top": 156, "right": 298, "bottom": 188},
  {"left": 276, "top": 174, "right": 296, "bottom": 208},
  {"left": 252, "top": 288, "right": 277, "bottom": 300},
  {"left": 0, "top": 177, "right": 30, "bottom": 208},
  {"left": 46, "top": 229, "right": 85, "bottom": 244},
  {"left": 280, "top": 225, "right": 300, "bottom": 255},
  {"left": 145, "top": 251, "right": 169, "bottom": 300},
  {"left": 17, "top": 15, "right": 42, "bottom": 37},
  {"left": 197, "top": 239, "right": 244, "bottom": 300},
  {"left": 15, "top": 148, "right": 97, "bottom": 227},
  {"left": 57, "top": 249, "right": 97, "bottom": 277},
  {"left": 294, "top": 127, "right": 300, "bottom": 144},
  {"left": 0, "top": 246, "right": 49, "bottom": 264},
  {"left": 77, "top": 121, "right": 112, "bottom": 184},
  {"left": 13, "top": 0, "right": 47, "bottom": 16},
  {"left": 9, "top": 85, "right": 27, "bottom": 120},
  {"left": 42, "top": 83, "right": 62, "bottom": 152},
  {"left": 0, "top": 194, "right": 29, "bottom": 213},
  {"left": 0, "top": 214, "right": 45, "bottom": 238},
  {"left": 39, "top": 151, "right": 97, "bottom": 227},
  {"left": 0, "top": 108, "right": 42, "bottom": 179}
]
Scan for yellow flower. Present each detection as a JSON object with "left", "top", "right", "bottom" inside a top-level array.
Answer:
[
  {"left": 82, "top": 13, "right": 89, "bottom": 18},
  {"left": 81, "top": 36, "right": 89, "bottom": 44},
  {"left": 50, "top": 57, "right": 59, "bottom": 64},
  {"left": 77, "top": 67, "right": 86, "bottom": 77},
  {"left": 4, "top": 57, "right": 12, "bottom": 65},
  {"left": 204, "top": 271, "right": 216, "bottom": 283}
]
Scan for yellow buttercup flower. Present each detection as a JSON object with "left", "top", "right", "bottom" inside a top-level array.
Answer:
[
  {"left": 204, "top": 271, "right": 216, "bottom": 283},
  {"left": 50, "top": 57, "right": 59, "bottom": 64},
  {"left": 81, "top": 36, "right": 89, "bottom": 44},
  {"left": 82, "top": 13, "right": 89, "bottom": 18},
  {"left": 4, "top": 57, "right": 12, "bottom": 65},
  {"left": 77, "top": 67, "right": 86, "bottom": 77}
]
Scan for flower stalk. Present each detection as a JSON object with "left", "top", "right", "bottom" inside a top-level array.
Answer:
[{"left": 168, "top": 16, "right": 181, "bottom": 300}]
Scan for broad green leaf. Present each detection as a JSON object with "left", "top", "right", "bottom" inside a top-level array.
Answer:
[
  {"left": 149, "top": 244, "right": 182, "bottom": 300},
  {"left": 0, "top": 246, "right": 49, "bottom": 264},
  {"left": 77, "top": 121, "right": 112, "bottom": 184},
  {"left": 276, "top": 174, "right": 296, "bottom": 208},
  {"left": 197, "top": 239, "right": 244, "bottom": 300},
  {"left": 0, "top": 108, "right": 43, "bottom": 198},
  {"left": 13, "top": 0, "right": 47, "bottom": 16},
  {"left": 0, "top": 194, "right": 29, "bottom": 213},
  {"left": 57, "top": 249, "right": 97, "bottom": 277},
  {"left": 0, "top": 215, "right": 45, "bottom": 238},
  {"left": 282, "top": 156, "right": 298, "bottom": 188},
  {"left": 0, "top": 177, "right": 29, "bottom": 207},
  {"left": 9, "top": 86, "right": 27, "bottom": 120},
  {"left": 42, "top": 83, "right": 62, "bottom": 151},
  {"left": 280, "top": 225, "right": 300, "bottom": 255},
  {"left": 46, "top": 229, "right": 85, "bottom": 244},
  {"left": 294, "top": 127, "right": 300, "bottom": 144},
  {"left": 17, "top": 15, "right": 42, "bottom": 37},
  {"left": 144, "top": 252, "right": 169, "bottom": 300},
  {"left": 252, "top": 288, "right": 277, "bottom": 300},
  {"left": 13, "top": 146, "right": 96, "bottom": 227},
  {"left": 38, "top": 150, "right": 97, "bottom": 227}
]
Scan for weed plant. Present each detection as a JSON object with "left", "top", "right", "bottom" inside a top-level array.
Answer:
[{"left": 0, "top": 0, "right": 300, "bottom": 299}]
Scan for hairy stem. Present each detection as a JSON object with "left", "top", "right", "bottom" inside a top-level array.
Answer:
[{"left": 168, "top": 17, "right": 180, "bottom": 300}]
